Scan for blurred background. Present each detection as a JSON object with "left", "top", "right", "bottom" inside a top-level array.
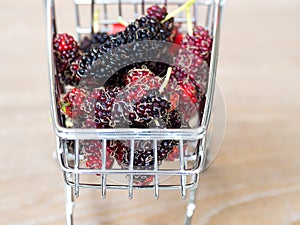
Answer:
[{"left": 0, "top": 0, "right": 299, "bottom": 224}]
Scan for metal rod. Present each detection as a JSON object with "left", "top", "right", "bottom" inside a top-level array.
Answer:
[
  {"left": 200, "top": 136, "right": 208, "bottom": 171},
  {"left": 54, "top": 126, "right": 206, "bottom": 140},
  {"left": 63, "top": 139, "right": 69, "bottom": 169},
  {"left": 74, "top": 0, "right": 213, "bottom": 5},
  {"left": 118, "top": 0, "right": 122, "bottom": 17},
  {"left": 65, "top": 181, "right": 74, "bottom": 225},
  {"left": 179, "top": 139, "right": 186, "bottom": 198},
  {"left": 141, "top": 0, "right": 145, "bottom": 15},
  {"left": 51, "top": 0, "right": 57, "bottom": 35},
  {"left": 101, "top": 174, "right": 107, "bottom": 198},
  {"left": 202, "top": 0, "right": 224, "bottom": 131},
  {"left": 59, "top": 162, "right": 203, "bottom": 175},
  {"left": 184, "top": 186, "right": 198, "bottom": 225},
  {"left": 134, "top": 3, "right": 138, "bottom": 18},
  {"left": 153, "top": 139, "right": 159, "bottom": 199},
  {"left": 65, "top": 176, "right": 198, "bottom": 190},
  {"left": 193, "top": 0, "right": 198, "bottom": 26},
  {"left": 103, "top": 2, "right": 108, "bottom": 29},
  {"left": 74, "top": 139, "right": 80, "bottom": 197},
  {"left": 164, "top": 0, "right": 168, "bottom": 7},
  {"left": 91, "top": 0, "right": 95, "bottom": 35},
  {"left": 74, "top": 2, "right": 81, "bottom": 41},
  {"left": 205, "top": 4, "right": 212, "bottom": 30},
  {"left": 101, "top": 139, "right": 107, "bottom": 198},
  {"left": 46, "top": 0, "right": 65, "bottom": 127},
  {"left": 58, "top": 146, "right": 204, "bottom": 175},
  {"left": 102, "top": 139, "right": 107, "bottom": 171},
  {"left": 128, "top": 140, "right": 135, "bottom": 199}
]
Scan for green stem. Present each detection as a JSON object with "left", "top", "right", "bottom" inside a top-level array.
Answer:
[
  {"left": 118, "top": 16, "right": 129, "bottom": 26},
  {"left": 154, "top": 119, "right": 160, "bottom": 127},
  {"left": 60, "top": 102, "right": 70, "bottom": 113},
  {"left": 159, "top": 67, "right": 173, "bottom": 93},
  {"left": 161, "top": 0, "right": 196, "bottom": 23},
  {"left": 93, "top": 9, "right": 100, "bottom": 33},
  {"left": 186, "top": 7, "right": 193, "bottom": 36}
]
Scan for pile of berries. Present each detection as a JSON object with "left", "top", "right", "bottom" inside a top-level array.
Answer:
[{"left": 53, "top": 4, "right": 212, "bottom": 185}]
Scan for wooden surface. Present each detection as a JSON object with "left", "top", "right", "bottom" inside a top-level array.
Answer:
[{"left": 1, "top": 0, "right": 300, "bottom": 224}]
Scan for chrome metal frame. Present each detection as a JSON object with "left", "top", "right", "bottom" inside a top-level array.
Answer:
[{"left": 45, "top": 0, "right": 225, "bottom": 224}]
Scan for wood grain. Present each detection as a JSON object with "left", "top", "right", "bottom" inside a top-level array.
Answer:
[{"left": 0, "top": 0, "right": 300, "bottom": 224}]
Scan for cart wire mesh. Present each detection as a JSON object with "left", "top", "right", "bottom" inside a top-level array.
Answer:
[
  {"left": 47, "top": 0, "right": 223, "bottom": 198},
  {"left": 45, "top": 0, "right": 225, "bottom": 224}
]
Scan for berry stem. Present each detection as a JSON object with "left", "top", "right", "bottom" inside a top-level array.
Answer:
[
  {"left": 154, "top": 119, "right": 160, "bottom": 127},
  {"left": 159, "top": 67, "right": 173, "bottom": 93},
  {"left": 65, "top": 119, "right": 73, "bottom": 128},
  {"left": 161, "top": 0, "right": 196, "bottom": 23},
  {"left": 60, "top": 101, "right": 71, "bottom": 114},
  {"left": 186, "top": 7, "right": 193, "bottom": 36},
  {"left": 118, "top": 16, "right": 129, "bottom": 27},
  {"left": 93, "top": 9, "right": 100, "bottom": 33}
]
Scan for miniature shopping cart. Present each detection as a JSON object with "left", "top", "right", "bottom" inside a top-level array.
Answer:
[{"left": 45, "top": 0, "right": 225, "bottom": 224}]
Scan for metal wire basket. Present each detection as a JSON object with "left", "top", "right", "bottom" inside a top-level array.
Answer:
[{"left": 45, "top": 0, "right": 225, "bottom": 224}]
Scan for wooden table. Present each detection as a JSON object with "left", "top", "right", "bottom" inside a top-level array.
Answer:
[{"left": 0, "top": 0, "right": 299, "bottom": 224}]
